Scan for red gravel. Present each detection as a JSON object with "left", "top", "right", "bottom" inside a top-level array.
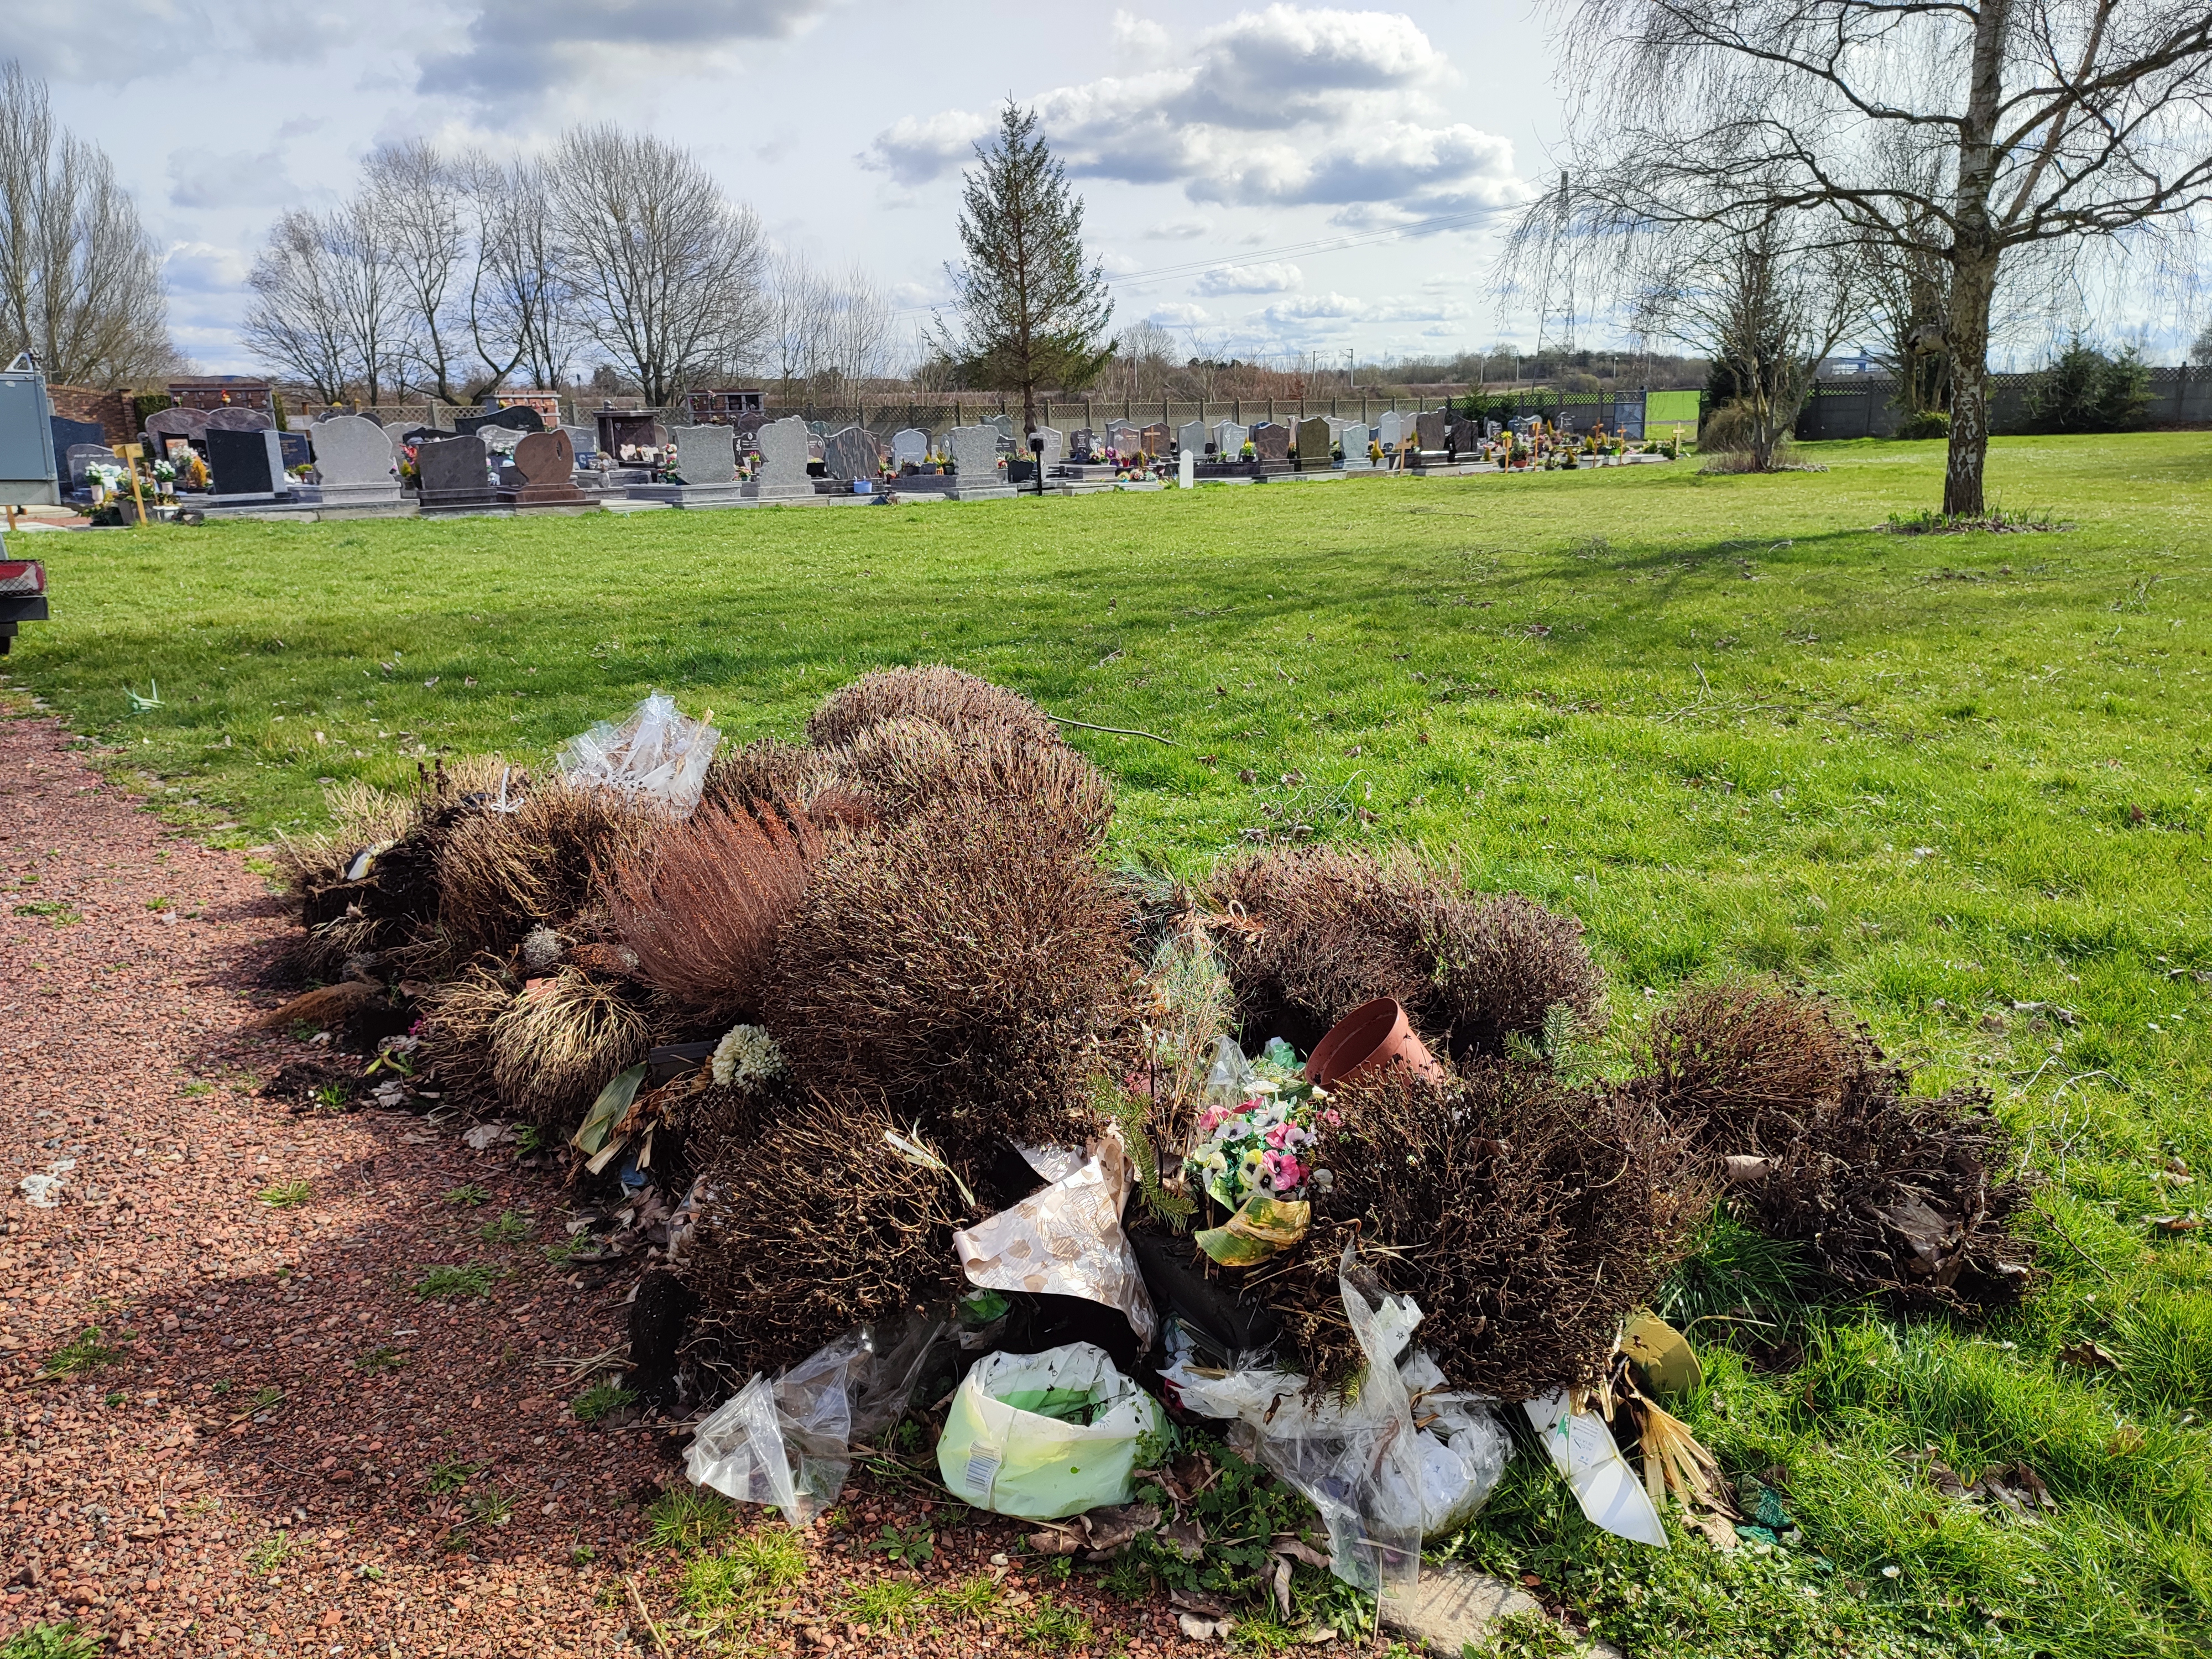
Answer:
[{"left": 0, "top": 712, "right": 1222, "bottom": 1657}]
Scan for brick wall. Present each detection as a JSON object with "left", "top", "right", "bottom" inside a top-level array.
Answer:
[{"left": 46, "top": 385, "right": 133, "bottom": 446}]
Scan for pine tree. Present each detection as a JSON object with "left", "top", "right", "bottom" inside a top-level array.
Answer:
[{"left": 935, "top": 102, "right": 1115, "bottom": 438}]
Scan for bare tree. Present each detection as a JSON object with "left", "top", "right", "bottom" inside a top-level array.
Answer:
[
  {"left": 0, "top": 61, "right": 176, "bottom": 387},
  {"left": 241, "top": 208, "right": 354, "bottom": 402},
  {"left": 550, "top": 126, "right": 769, "bottom": 408},
  {"left": 364, "top": 139, "right": 468, "bottom": 401},
  {"left": 1531, "top": 0, "right": 2212, "bottom": 513}
]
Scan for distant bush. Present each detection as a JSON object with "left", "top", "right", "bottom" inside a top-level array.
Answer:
[
  {"left": 2023, "top": 337, "right": 2150, "bottom": 434},
  {"left": 1893, "top": 409, "right": 1950, "bottom": 441}
]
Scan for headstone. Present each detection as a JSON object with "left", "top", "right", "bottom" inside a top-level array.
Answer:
[
  {"left": 204, "top": 406, "right": 273, "bottom": 433},
  {"left": 1212, "top": 420, "right": 1248, "bottom": 458},
  {"left": 1374, "top": 411, "right": 1405, "bottom": 448},
  {"left": 64, "top": 443, "right": 115, "bottom": 490},
  {"left": 308, "top": 415, "right": 401, "bottom": 505},
  {"left": 1295, "top": 415, "right": 1334, "bottom": 471},
  {"left": 1250, "top": 422, "right": 1290, "bottom": 464},
  {"left": 948, "top": 423, "right": 1014, "bottom": 500},
  {"left": 985, "top": 414, "right": 1014, "bottom": 442},
  {"left": 277, "top": 430, "right": 311, "bottom": 475},
  {"left": 1139, "top": 421, "right": 1170, "bottom": 458},
  {"left": 510, "top": 429, "right": 592, "bottom": 509},
  {"left": 144, "top": 408, "right": 207, "bottom": 464},
  {"left": 413, "top": 433, "right": 499, "bottom": 513},
  {"left": 1070, "top": 428, "right": 1098, "bottom": 461},
  {"left": 1416, "top": 410, "right": 1448, "bottom": 454},
  {"left": 891, "top": 427, "right": 929, "bottom": 469},
  {"left": 750, "top": 415, "right": 815, "bottom": 501},
  {"left": 1448, "top": 418, "right": 1481, "bottom": 456},
  {"left": 823, "top": 425, "right": 881, "bottom": 482},
  {"left": 1104, "top": 418, "right": 1141, "bottom": 457},
  {"left": 673, "top": 425, "right": 738, "bottom": 486},
  {"left": 206, "top": 428, "right": 287, "bottom": 499},
  {"left": 53, "top": 420, "right": 106, "bottom": 475},
  {"left": 1176, "top": 419, "right": 1209, "bottom": 457},
  {"left": 1178, "top": 448, "right": 1195, "bottom": 488},
  {"left": 457, "top": 405, "right": 544, "bottom": 437},
  {"left": 1029, "top": 426, "right": 1065, "bottom": 467},
  {"left": 1339, "top": 422, "right": 1373, "bottom": 471}
]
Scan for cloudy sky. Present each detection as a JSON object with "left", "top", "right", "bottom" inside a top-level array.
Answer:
[{"left": 11, "top": 2, "right": 1582, "bottom": 376}]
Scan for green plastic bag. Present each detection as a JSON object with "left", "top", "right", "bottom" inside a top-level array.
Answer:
[{"left": 936, "top": 1342, "right": 1166, "bottom": 1520}]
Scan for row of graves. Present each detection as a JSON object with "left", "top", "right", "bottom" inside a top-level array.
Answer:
[{"left": 71, "top": 398, "right": 1668, "bottom": 524}]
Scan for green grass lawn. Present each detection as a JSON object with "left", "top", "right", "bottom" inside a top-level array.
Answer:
[{"left": 8, "top": 432, "right": 2212, "bottom": 1656}]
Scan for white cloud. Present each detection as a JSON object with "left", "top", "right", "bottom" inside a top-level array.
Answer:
[
  {"left": 1110, "top": 9, "right": 1174, "bottom": 61},
  {"left": 1194, "top": 261, "right": 1303, "bottom": 295},
  {"left": 1260, "top": 291, "right": 1364, "bottom": 322},
  {"left": 861, "top": 6, "right": 1522, "bottom": 221},
  {"left": 1, "top": 0, "right": 357, "bottom": 82},
  {"left": 1149, "top": 302, "right": 1211, "bottom": 324},
  {"left": 1145, "top": 217, "right": 1213, "bottom": 241},
  {"left": 1101, "top": 251, "right": 1148, "bottom": 276},
  {"left": 162, "top": 242, "right": 253, "bottom": 295},
  {"left": 167, "top": 148, "right": 306, "bottom": 211}
]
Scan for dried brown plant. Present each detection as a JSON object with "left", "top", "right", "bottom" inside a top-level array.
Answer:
[
  {"left": 608, "top": 800, "right": 821, "bottom": 1020},
  {"left": 488, "top": 969, "right": 653, "bottom": 1131},
  {"left": 762, "top": 795, "right": 1137, "bottom": 1174},
  {"left": 435, "top": 779, "right": 659, "bottom": 965},
  {"left": 823, "top": 718, "right": 1114, "bottom": 848},
  {"left": 701, "top": 738, "right": 833, "bottom": 816},
  {"left": 1419, "top": 888, "right": 1604, "bottom": 1059},
  {"left": 415, "top": 966, "right": 517, "bottom": 1107},
  {"left": 807, "top": 664, "right": 1065, "bottom": 751},
  {"left": 1270, "top": 1063, "right": 1704, "bottom": 1399},
  {"left": 676, "top": 1087, "right": 971, "bottom": 1374},
  {"left": 1641, "top": 979, "right": 1861, "bottom": 1156}
]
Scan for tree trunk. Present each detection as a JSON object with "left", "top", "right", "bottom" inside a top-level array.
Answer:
[{"left": 1942, "top": 248, "right": 2000, "bottom": 517}]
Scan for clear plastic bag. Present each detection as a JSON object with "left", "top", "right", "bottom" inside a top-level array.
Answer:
[
  {"left": 936, "top": 1342, "right": 1167, "bottom": 1520},
  {"left": 555, "top": 692, "right": 721, "bottom": 817},
  {"left": 685, "top": 1314, "right": 945, "bottom": 1526}
]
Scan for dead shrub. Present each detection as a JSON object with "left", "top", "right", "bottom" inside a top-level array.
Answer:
[
  {"left": 608, "top": 800, "right": 820, "bottom": 1020},
  {"left": 676, "top": 1088, "right": 970, "bottom": 1374},
  {"left": 1643, "top": 980, "right": 1861, "bottom": 1155},
  {"left": 763, "top": 795, "right": 1136, "bottom": 1176},
  {"left": 825, "top": 718, "right": 1113, "bottom": 848},
  {"left": 416, "top": 967, "right": 516, "bottom": 1107},
  {"left": 435, "top": 779, "right": 659, "bottom": 965},
  {"left": 1270, "top": 1064, "right": 1703, "bottom": 1399},
  {"left": 1206, "top": 848, "right": 1599, "bottom": 1058},
  {"left": 488, "top": 969, "right": 653, "bottom": 1131},
  {"left": 701, "top": 739, "right": 832, "bottom": 816},
  {"left": 807, "top": 664, "right": 1064, "bottom": 751}
]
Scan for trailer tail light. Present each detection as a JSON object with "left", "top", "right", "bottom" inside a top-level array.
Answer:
[{"left": 0, "top": 561, "right": 45, "bottom": 594}]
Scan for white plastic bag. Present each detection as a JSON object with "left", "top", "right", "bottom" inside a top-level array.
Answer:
[
  {"left": 556, "top": 692, "right": 720, "bottom": 817},
  {"left": 936, "top": 1342, "right": 1166, "bottom": 1520},
  {"left": 686, "top": 1316, "right": 944, "bottom": 1526},
  {"left": 1524, "top": 1389, "right": 1668, "bottom": 1547}
]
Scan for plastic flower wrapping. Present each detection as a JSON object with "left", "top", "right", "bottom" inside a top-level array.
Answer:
[{"left": 1180, "top": 1036, "right": 1337, "bottom": 1210}]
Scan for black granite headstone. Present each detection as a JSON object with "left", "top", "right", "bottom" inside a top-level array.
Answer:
[{"left": 206, "top": 428, "right": 285, "bottom": 498}]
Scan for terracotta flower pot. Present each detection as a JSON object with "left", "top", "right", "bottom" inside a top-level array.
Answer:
[{"left": 1303, "top": 997, "right": 1447, "bottom": 1091}]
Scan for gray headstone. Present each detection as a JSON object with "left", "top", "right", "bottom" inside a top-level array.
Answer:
[
  {"left": 1139, "top": 422, "right": 1170, "bottom": 458},
  {"left": 823, "top": 425, "right": 881, "bottom": 481},
  {"left": 673, "top": 425, "right": 737, "bottom": 486},
  {"left": 457, "top": 405, "right": 544, "bottom": 437},
  {"left": 1176, "top": 419, "right": 1210, "bottom": 456},
  {"left": 1296, "top": 415, "right": 1333, "bottom": 469},
  {"left": 752, "top": 415, "right": 815, "bottom": 499},
  {"left": 65, "top": 444, "right": 114, "bottom": 488},
  {"left": 145, "top": 407, "right": 207, "bottom": 448},
  {"left": 1339, "top": 422, "right": 1373, "bottom": 469},
  {"left": 1029, "top": 426, "right": 1065, "bottom": 467},
  {"left": 1178, "top": 448, "right": 1195, "bottom": 488},
  {"left": 1070, "top": 428, "right": 1098, "bottom": 460},
  {"left": 413, "top": 433, "right": 494, "bottom": 505},
  {"left": 1416, "top": 410, "right": 1448, "bottom": 452},
  {"left": 1213, "top": 420, "right": 1248, "bottom": 457},
  {"left": 985, "top": 414, "right": 1013, "bottom": 441},
  {"left": 891, "top": 427, "right": 929, "bottom": 468},
  {"left": 1375, "top": 411, "right": 1405, "bottom": 447},
  {"left": 204, "top": 405, "right": 273, "bottom": 432},
  {"left": 561, "top": 425, "right": 598, "bottom": 462},
  {"left": 206, "top": 427, "right": 285, "bottom": 497},
  {"left": 948, "top": 423, "right": 1013, "bottom": 499},
  {"left": 310, "top": 416, "right": 395, "bottom": 488},
  {"left": 1105, "top": 419, "right": 1141, "bottom": 456},
  {"left": 1448, "top": 418, "right": 1481, "bottom": 455},
  {"left": 1250, "top": 422, "right": 1290, "bottom": 462}
]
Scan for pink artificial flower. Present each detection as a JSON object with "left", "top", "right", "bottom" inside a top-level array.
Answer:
[
  {"left": 1261, "top": 1151, "right": 1305, "bottom": 1192},
  {"left": 1320, "top": 1108, "right": 1343, "bottom": 1128}
]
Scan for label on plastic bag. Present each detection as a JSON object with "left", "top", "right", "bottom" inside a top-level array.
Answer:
[{"left": 960, "top": 1439, "right": 1003, "bottom": 1503}]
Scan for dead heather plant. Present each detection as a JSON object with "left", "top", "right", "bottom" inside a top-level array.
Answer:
[
  {"left": 806, "top": 664, "right": 1065, "bottom": 751},
  {"left": 1271, "top": 1064, "right": 1703, "bottom": 1399},
  {"left": 1421, "top": 889, "right": 1604, "bottom": 1060},
  {"left": 676, "top": 1088, "right": 971, "bottom": 1375},
  {"left": 1642, "top": 979, "right": 1861, "bottom": 1156},
  {"left": 824, "top": 718, "right": 1114, "bottom": 848},
  {"left": 415, "top": 967, "right": 517, "bottom": 1107},
  {"left": 488, "top": 969, "right": 653, "bottom": 1131},
  {"left": 434, "top": 779, "right": 659, "bottom": 965},
  {"left": 608, "top": 800, "right": 821, "bottom": 1020},
  {"left": 701, "top": 738, "right": 833, "bottom": 816},
  {"left": 763, "top": 795, "right": 1136, "bottom": 1176}
]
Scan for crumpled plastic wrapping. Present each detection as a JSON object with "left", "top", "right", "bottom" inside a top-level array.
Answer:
[
  {"left": 1524, "top": 1389, "right": 1668, "bottom": 1546},
  {"left": 685, "top": 1313, "right": 945, "bottom": 1526},
  {"left": 556, "top": 692, "right": 721, "bottom": 818},
  {"left": 936, "top": 1340, "right": 1167, "bottom": 1520},
  {"left": 954, "top": 1136, "right": 1157, "bottom": 1348},
  {"left": 1161, "top": 1246, "right": 1510, "bottom": 1591}
]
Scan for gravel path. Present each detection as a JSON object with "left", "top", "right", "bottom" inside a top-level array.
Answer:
[{"left": 0, "top": 713, "right": 1215, "bottom": 1658}]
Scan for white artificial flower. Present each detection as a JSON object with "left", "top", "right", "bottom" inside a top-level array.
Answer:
[{"left": 711, "top": 1024, "right": 785, "bottom": 1089}]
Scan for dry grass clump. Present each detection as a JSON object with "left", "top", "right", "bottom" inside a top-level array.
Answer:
[
  {"left": 824, "top": 718, "right": 1114, "bottom": 848},
  {"left": 273, "top": 778, "right": 419, "bottom": 897},
  {"left": 415, "top": 967, "right": 517, "bottom": 1107},
  {"left": 1206, "top": 848, "right": 1600, "bottom": 1058},
  {"left": 1643, "top": 979, "right": 1861, "bottom": 1155},
  {"left": 1271, "top": 1064, "right": 1703, "bottom": 1399},
  {"left": 434, "top": 779, "right": 659, "bottom": 964},
  {"left": 676, "top": 1088, "right": 971, "bottom": 1374},
  {"left": 763, "top": 795, "right": 1136, "bottom": 1175},
  {"left": 488, "top": 969, "right": 653, "bottom": 1130},
  {"left": 608, "top": 800, "right": 820, "bottom": 1020},
  {"left": 806, "top": 664, "right": 1064, "bottom": 751},
  {"left": 701, "top": 738, "right": 832, "bottom": 816}
]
